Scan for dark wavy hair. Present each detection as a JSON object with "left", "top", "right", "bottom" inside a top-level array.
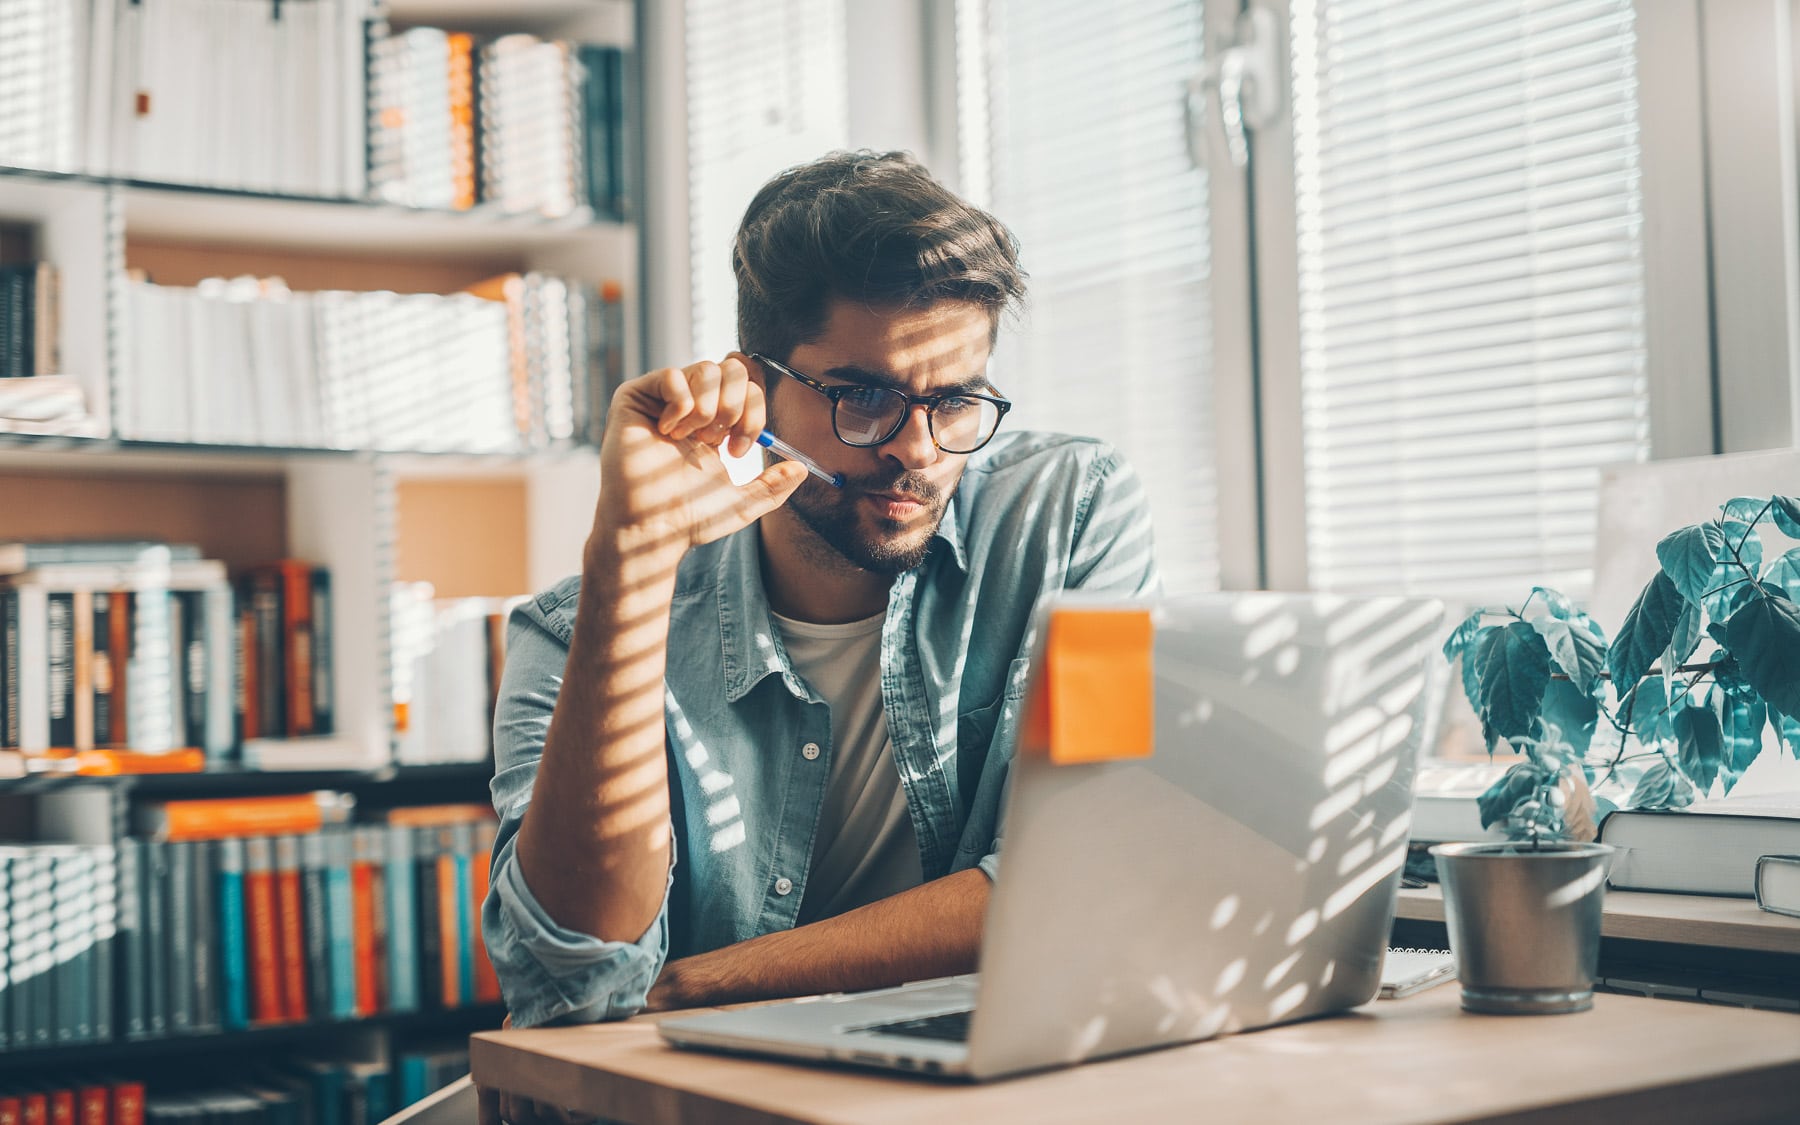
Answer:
[{"left": 733, "top": 150, "right": 1027, "bottom": 362}]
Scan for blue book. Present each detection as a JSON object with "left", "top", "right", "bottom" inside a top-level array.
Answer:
[
  {"left": 324, "top": 829, "right": 356, "bottom": 1020},
  {"left": 215, "top": 837, "right": 250, "bottom": 1030},
  {"left": 449, "top": 823, "right": 475, "bottom": 1006},
  {"left": 397, "top": 1054, "right": 430, "bottom": 1108},
  {"left": 383, "top": 825, "right": 418, "bottom": 1014}
]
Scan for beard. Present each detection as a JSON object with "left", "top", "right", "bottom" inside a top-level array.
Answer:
[{"left": 785, "top": 468, "right": 952, "bottom": 576}]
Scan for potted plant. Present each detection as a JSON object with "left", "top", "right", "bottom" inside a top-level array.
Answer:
[{"left": 1433, "top": 494, "right": 1800, "bottom": 1013}]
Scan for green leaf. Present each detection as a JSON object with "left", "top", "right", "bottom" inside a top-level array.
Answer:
[
  {"left": 1477, "top": 622, "right": 1553, "bottom": 746},
  {"left": 1763, "top": 548, "right": 1800, "bottom": 600},
  {"left": 1477, "top": 760, "right": 1555, "bottom": 833},
  {"left": 1721, "top": 520, "right": 1764, "bottom": 575},
  {"left": 1657, "top": 524, "right": 1724, "bottom": 606},
  {"left": 1712, "top": 675, "right": 1768, "bottom": 795},
  {"left": 1530, "top": 618, "right": 1607, "bottom": 696},
  {"left": 1773, "top": 496, "right": 1800, "bottom": 539},
  {"left": 1610, "top": 570, "right": 1684, "bottom": 691},
  {"left": 1704, "top": 564, "right": 1761, "bottom": 623},
  {"left": 1530, "top": 586, "right": 1578, "bottom": 620},
  {"left": 1536, "top": 677, "right": 1600, "bottom": 764},
  {"left": 1630, "top": 757, "right": 1697, "bottom": 810},
  {"left": 1722, "top": 496, "right": 1774, "bottom": 524},
  {"left": 1628, "top": 676, "right": 1676, "bottom": 745},
  {"left": 1442, "top": 609, "right": 1488, "bottom": 662},
  {"left": 1722, "top": 593, "right": 1800, "bottom": 718},
  {"left": 1667, "top": 600, "right": 1703, "bottom": 667},
  {"left": 1673, "top": 705, "right": 1726, "bottom": 796},
  {"left": 1781, "top": 712, "right": 1800, "bottom": 760}
]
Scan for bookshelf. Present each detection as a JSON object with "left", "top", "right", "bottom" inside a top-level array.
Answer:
[{"left": 0, "top": 0, "right": 639, "bottom": 1105}]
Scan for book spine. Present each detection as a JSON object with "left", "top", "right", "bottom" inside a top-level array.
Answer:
[
  {"left": 215, "top": 835, "right": 250, "bottom": 1030},
  {"left": 90, "top": 593, "right": 113, "bottom": 749},
  {"left": 251, "top": 572, "right": 285, "bottom": 739},
  {"left": 116, "top": 839, "right": 148, "bottom": 1040},
  {"left": 110, "top": 1082, "right": 145, "bottom": 1125},
  {"left": 188, "top": 839, "right": 220, "bottom": 1033},
  {"left": 300, "top": 832, "right": 332, "bottom": 1021},
  {"left": 47, "top": 592, "right": 74, "bottom": 748},
  {"left": 17, "top": 587, "right": 47, "bottom": 751},
  {"left": 273, "top": 835, "right": 308, "bottom": 1022},
  {"left": 92, "top": 842, "right": 116, "bottom": 1041},
  {"left": 178, "top": 590, "right": 208, "bottom": 751},
  {"left": 142, "top": 841, "right": 168, "bottom": 1037},
  {"left": 279, "top": 565, "right": 313, "bottom": 737},
  {"left": 310, "top": 569, "right": 333, "bottom": 735},
  {"left": 471, "top": 821, "right": 498, "bottom": 1004},
  {"left": 71, "top": 589, "right": 93, "bottom": 751},
  {"left": 350, "top": 828, "right": 377, "bottom": 1017},
  {"left": 164, "top": 839, "right": 193, "bottom": 1034},
  {"left": 137, "top": 793, "right": 326, "bottom": 842},
  {"left": 0, "top": 1094, "right": 17, "bottom": 1125},
  {"left": 45, "top": 1092, "right": 69, "bottom": 1125},
  {"left": 2, "top": 589, "right": 17, "bottom": 748},
  {"left": 236, "top": 581, "right": 256, "bottom": 742},
  {"left": 442, "top": 825, "right": 469, "bottom": 1007},
  {"left": 126, "top": 588, "right": 176, "bottom": 752},
  {"left": 75, "top": 1087, "right": 105, "bottom": 1125},
  {"left": 383, "top": 824, "right": 417, "bottom": 1014},
  {"left": 108, "top": 591, "right": 130, "bottom": 747},
  {"left": 205, "top": 582, "right": 235, "bottom": 758},
  {"left": 413, "top": 826, "right": 440, "bottom": 1010},
  {"left": 324, "top": 828, "right": 355, "bottom": 1019},
  {"left": 243, "top": 836, "right": 282, "bottom": 1025},
  {"left": 0, "top": 850, "right": 10, "bottom": 1048},
  {"left": 368, "top": 832, "right": 389, "bottom": 1014},
  {"left": 20, "top": 1093, "right": 45, "bottom": 1125}
]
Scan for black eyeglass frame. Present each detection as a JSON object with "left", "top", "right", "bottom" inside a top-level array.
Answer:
[{"left": 749, "top": 353, "right": 1013, "bottom": 454}]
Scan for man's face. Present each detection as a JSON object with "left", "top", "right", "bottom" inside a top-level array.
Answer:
[{"left": 759, "top": 298, "right": 996, "bottom": 575}]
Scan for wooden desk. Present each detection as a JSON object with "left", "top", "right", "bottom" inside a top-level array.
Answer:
[
  {"left": 470, "top": 987, "right": 1800, "bottom": 1124},
  {"left": 1396, "top": 886, "right": 1800, "bottom": 954}
]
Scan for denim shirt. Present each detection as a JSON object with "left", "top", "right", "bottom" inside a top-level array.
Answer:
[{"left": 483, "top": 431, "right": 1160, "bottom": 1026}]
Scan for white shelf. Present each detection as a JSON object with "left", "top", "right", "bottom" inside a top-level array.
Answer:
[
  {"left": 123, "top": 183, "right": 631, "bottom": 261},
  {"left": 386, "top": 0, "right": 632, "bottom": 39}
]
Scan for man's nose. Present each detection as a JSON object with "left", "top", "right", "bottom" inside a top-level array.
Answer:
[{"left": 880, "top": 403, "right": 939, "bottom": 470}]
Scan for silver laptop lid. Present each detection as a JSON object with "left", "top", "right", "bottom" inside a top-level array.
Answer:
[{"left": 965, "top": 592, "right": 1443, "bottom": 1079}]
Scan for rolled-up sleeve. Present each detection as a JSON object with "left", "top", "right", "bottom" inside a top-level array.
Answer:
[{"left": 482, "top": 589, "right": 675, "bottom": 1026}]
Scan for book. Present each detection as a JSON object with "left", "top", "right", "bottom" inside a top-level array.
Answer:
[
  {"left": 0, "top": 543, "right": 201, "bottom": 577},
  {"left": 1409, "top": 761, "right": 1515, "bottom": 843},
  {"left": 1378, "top": 946, "right": 1457, "bottom": 999},
  {"left": 323, "top": 828, "right": 356, "bottom": 1019},
  {"left": 1755, "top": 854, "right": 1800, "bottom": 918},
  {"left": 273, "top": 835, "right": 309, "bottom": 1022},
  {"left": 215, "top": 836, "right": 251, "bottom": 1030},
  {"left": 350, "top": 828, "right": 379, "bottom": 1017},
  {"left": 299, "top": 833, "right": 333, "bottom": 1021},
  {"left": 242, "top": 836, "right": 283, "bottom": 1025},
  {"left": 133, "top": 791, "right": 355, "bottom": 841},
  {"left": 164, "top": 839, "right": 194, "bottom": 1034},
  {"left": 1600, "top": 793, "right": 1800, "bottom": 896},
  {"left": 116, "top": 839, "right": 148, "bottom": 1040},
  {"left": 141, "top": 841, "right": 169, "bottom": 1037},
  {"left": 383, "top": 824, "right": 418, "bottom": 1014}
]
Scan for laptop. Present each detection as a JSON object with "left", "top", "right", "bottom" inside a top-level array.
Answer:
[{"left": 659, "top": 592, "right": 1445, "bottom": 1081}]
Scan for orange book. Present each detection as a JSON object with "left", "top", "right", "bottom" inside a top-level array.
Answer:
[
  {"left": 18, "top": 1093, "right": 44, "bottom": 1125},
  {"left": 238, "top": 596, "right": 259, "bottom": 740},
  {"left": 447, "top": 33, "right": 477, "bottom": 210},
  {"left": 471, "top": 820, "right": 500, "bottom": 1003},
  {"left": 274, "top": 835, "right": 309, "bottom": 1021},
  {"left": 377, "top": 803, "right": 495, "bottom": 828},
  {"left": 108, "top": 590, "right": 130, "bottom": 745},
  {"left": 75, "top": 1085, "right": 106, "bottom": 1125},
  {"left": 351, "top": 830, "right": 379, "bottom": 1016},
  {"left": 46, "top": 1090, "right": 71, "bottom": 1125},
  {"left": 44, "top": 746, "right": 206, "bottom": 775},
  {"left": 109, "top": 1083, "right": 145, "bottom": 1125},
  {"left": 244, "top": 836, "right": 284, "bottom": 1024},
  {"left": 133, "top": 792, "right": 347, "bottom": 841},
  {"left": 437, "top": 829, "right": 461, "bottom": 1007}
]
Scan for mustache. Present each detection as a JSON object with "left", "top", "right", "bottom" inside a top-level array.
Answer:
[{"left": 840, "top": 471, "right": 942, "bottom": 503}]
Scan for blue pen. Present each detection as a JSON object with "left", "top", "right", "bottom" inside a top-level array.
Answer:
[{"left": 756, "top": 431, "right": 844, "bottom": 488}]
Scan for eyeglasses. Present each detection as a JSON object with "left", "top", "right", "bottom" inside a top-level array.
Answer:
[{"left": 750, "top": 354, "right": 1012, "bottom": 455}]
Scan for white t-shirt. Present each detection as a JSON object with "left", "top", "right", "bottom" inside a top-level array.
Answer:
[{"left": 771, "top": 608, "right": 924, "bottom": 923}]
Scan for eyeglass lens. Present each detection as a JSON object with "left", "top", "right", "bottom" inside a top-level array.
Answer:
[{"left": 835, "top": 386, "right": 1000, "bottom": 453}]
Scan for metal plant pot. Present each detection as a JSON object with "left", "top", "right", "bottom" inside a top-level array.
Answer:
[{"left": 1429, "top": 841, "right": 1616, "bottom": 1015}]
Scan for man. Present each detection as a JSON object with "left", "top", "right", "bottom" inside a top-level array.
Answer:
[{"left": 479, "top": 150, "right": 1157, "bottom": 1120}]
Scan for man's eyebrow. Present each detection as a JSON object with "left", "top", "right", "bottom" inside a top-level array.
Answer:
[{"left": 820, "top": 365, "right": 996, "bottom": 395}]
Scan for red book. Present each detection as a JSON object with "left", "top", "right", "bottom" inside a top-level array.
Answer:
[
  {"left": 75, "top": 1085, "right": 106, "bottom": 1125},
  {"left": 472, "top": 821, "right": 500, "bottom": 1004},
  {"left": 46, "top": 1090, "right": 72, "bottom": 1125},
  {"left": 0, "top": 1093, "right": 22, "bottom": 1125},
  {"left": 19, "top": 1093, "right": 45, "bottom": 1125},
  {"left": 244, "top": 836, "right": 284, "bottom": 1023},
  {"left": 274, "top": 835, "right": 309, "bottom": 1021},
  {"left": 109, "top": 1083, "right": 144, "bottom": 1125},
  {"left": 437, "top": 831, "right": 460, "bottom": 1007},
  {"left": 351, "top": 832, "right": 378, "bottom": 1016},
  {"left": 108, "top": 591, "right": 130, "bottom": 745}
]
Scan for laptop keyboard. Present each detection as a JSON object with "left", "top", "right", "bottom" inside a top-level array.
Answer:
[{"left": 852, "top": 1009, "right": 973, "bottom": 1042}]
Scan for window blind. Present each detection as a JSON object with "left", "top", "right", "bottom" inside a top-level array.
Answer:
[
  {"left": 1289, "top": 0, "right": 1651, "bottom": 600},
  {"left": 683, "top": 0, "right": 847, "bottom": 359},
  {"left": 959, "top": 0, "right": 1221, "bottom": 593}
]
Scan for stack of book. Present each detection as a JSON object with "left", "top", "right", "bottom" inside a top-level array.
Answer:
[
  {"left": 0, "top": 258, "right": 60, "bottom": 378},
  {"left": 117, "top": 273, "right": 623, "bottom": 452},
  {"left": 390, "top": 587, "right": 525, "bottom": 767},
  {"left": 235, "top": 560, "right": 335, "bottom": 745},
  {"left": 0, "top": 1075, "right": 143, "bottom": 1125},
  {"left": 0, "top": 0, "right": 372, "bottom": 195},
  {"left": 1, "top": 542, "right": 235, "bottom": 758},
  {"left": 1, "top": 793, "right": 503, "bottom": 1049},
  {"left": 367, "top": 29, "right": 630, "bottom": 221}
]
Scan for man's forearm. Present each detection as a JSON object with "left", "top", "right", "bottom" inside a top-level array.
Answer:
[
  {"left": 650, "top": 869, "right": 991, "bottom": 1010},
  {"left": 514, "top": 537, "right": 682, "bottom": 944}
]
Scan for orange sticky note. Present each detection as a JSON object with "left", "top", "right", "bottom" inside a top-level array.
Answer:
[{"left": 1024, "top": 607, "right": 1154, "bottom": 764}]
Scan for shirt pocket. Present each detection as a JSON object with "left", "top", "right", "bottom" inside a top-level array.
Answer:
[{"left": 956, "top": 656, "right": 1034, "bottom": 796}]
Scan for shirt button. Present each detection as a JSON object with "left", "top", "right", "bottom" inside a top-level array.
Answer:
[
  {"left": 775, "top": 877, "right": 794, "bottom": 896},
  {"left": 801, "top": 742, "right": 821, "bottom": 761}
]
